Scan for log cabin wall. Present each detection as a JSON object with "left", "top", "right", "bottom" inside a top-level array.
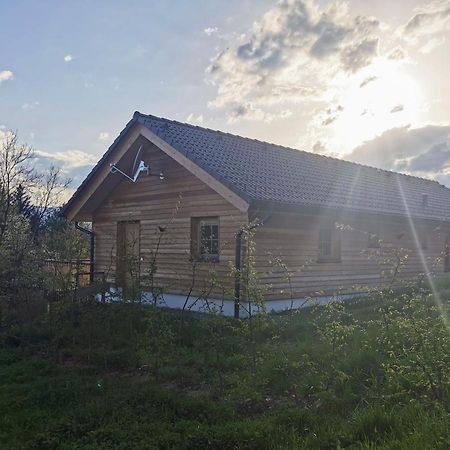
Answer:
[
  {"left": 253, "top": 211, "right": 450, "bottom": 301},
  {"left": 91, "top": 138, "right": 450, "bottom": 304},
  {"left": 92, "top": 141, "right": 248, "bottom": 300}
]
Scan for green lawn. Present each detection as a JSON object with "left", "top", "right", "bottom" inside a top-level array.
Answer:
[{"left": 1, "top": 286, "right": 450, "bottom": 449}]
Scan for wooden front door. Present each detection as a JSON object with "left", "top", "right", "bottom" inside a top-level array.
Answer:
[{"left": 116, "top": 221, "right": 140, "bottom": 297}]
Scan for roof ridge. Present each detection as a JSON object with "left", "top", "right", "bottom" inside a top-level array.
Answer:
[{"left": 133, "top": 111, "right": 446, "bottom": 188}]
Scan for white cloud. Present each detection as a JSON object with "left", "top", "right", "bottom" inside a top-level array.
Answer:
[
  {"left": 297, "top": 55, "right": 427, "bottom": 157},
  {"left": 227, "top": 104, "right": 292, "bottom": 123},
  {"left": 419, "top": 36, "right": 446, "bottom": 53},
  {"left": 33, "top": 149, "right": 98, "bottom": 203},
  {"left": 387, "top": 47, "right": 406, "bottom": 60},
  {"left": 207, "top": 0, "right": 381, "bottom": 118},
  {"left": 35, "top": 149, "right": 98, "bottom": 170},
  {"left": 64, "top": 54, "right": 74, "bottom": 63},
  {"left": 0, "top": 70, "right": 14, "bottom": 83},
  {"left": 390, "top": 104, "right": 404, "bottom": 114},
  {"left": 347, "top": 124, "right": 450, "bottom": 184},
  {"left": 317, "top": 104, "right": 344, "bottom": 127},
  {"left": 186, "top": 113, "right": 204, "bottom": 125},
  {"left": 98, "top": 132, "right": 109, "bottom": 141},
  {"left": 402, "top": 0, "right": 450, "bottom": 50},
  {"left": 204, "top": 27, "right": 218, "bottom": 36},
  {"left": 22, "top": 101, "right": 40, "bottom": 111},
  {"left": 360, "top": 76, "right": 377, "bottom": 88},
  {"left": 404, "top": 0, "right": 450, "bottom": 35}
]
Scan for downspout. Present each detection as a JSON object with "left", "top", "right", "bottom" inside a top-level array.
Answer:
[
  {"left": 234, "top": 231, "right": 243, "bottom": 318},
  {"left": 234, "top": 211, "right": 272, "bottom": 319},
  {"left": 75, "top": 222, "right": 95, "bottom": 284}
]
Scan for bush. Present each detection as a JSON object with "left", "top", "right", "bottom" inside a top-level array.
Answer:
[{"left": 2, "top": 282, "right": 450, "bottom": 449}]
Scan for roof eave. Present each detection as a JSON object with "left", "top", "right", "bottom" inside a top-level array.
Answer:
[{"left": 249, "top": 199, "right": 450, "bottom": 224}]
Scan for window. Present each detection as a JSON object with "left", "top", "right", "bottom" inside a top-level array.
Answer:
[
  {"left": 318, "top": 225, "right": 341, "bottom": 262},
  {"left": 191, "top": 217, "right": 219, "bottom": 261},
  {"left": 319, "top": 228, "right": 332, "bottom": 258}
]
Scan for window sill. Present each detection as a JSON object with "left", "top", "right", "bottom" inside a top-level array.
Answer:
[
  {"left": 317, "top": 257, "right": 341, "bottom": 264},
  {"left": 193, "top": 255, "right": 220, "bottom": 263}
]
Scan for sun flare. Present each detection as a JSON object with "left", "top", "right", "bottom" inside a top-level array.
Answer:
[{"left": 324, "top": 59, "right": 425, "bottom": 156}]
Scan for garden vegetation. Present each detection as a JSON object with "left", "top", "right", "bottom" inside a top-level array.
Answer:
[{"left": 1, "top": 132, "right": 450, "bottom": 449}]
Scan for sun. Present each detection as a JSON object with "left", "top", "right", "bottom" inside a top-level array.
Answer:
[{"left": 324, "top": 59, "right": 425, "bottom": 156}]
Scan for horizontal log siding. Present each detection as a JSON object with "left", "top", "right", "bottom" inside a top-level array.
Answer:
[
  {"left": 93, "top": 142, "right": 248, "bottom": 299},
  {"left": 253, "top": 213, "right": 450, "bottom": 300}
]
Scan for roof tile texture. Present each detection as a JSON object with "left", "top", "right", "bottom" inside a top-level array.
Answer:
[{"left": 136, "top": 112, "right": 450, "bottom": 221}]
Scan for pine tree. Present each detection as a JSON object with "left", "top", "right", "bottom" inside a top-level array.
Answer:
[
  {"left": 14, "top": 184, "right": 34, "bottom": 219},
  {"left": 13, "top": 184, "right": 40, "bottom": 235}
]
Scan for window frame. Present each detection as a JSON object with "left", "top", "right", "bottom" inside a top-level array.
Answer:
[
  {"left": 317, "top": 224, "right": 341, "bottom": 263},
  {"left": 191, "top": 217, "right": 220, "bottom": 262}
]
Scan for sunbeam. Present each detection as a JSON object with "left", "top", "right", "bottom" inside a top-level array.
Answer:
[{"left": 396, "top": 174, "right": 450, "bottom": 332}]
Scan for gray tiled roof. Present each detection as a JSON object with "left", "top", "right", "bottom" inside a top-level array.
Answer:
[{"left": 136, "top": 112, "right": 450, "bottom": 222}]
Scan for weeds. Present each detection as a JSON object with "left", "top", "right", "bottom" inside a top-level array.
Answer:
[{"left": 2, "top": 280, "right": 450, "bottom": 448}]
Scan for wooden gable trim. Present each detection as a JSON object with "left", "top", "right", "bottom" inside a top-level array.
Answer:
[
  {"left": 138, "top": 125, "right": 250, "bottom": 213},
  {"left": 64, "top": 124, "right": 143, "bottom": 220},
  {"left": 65, "top": 122, "right": 250, "bottom": 220}
]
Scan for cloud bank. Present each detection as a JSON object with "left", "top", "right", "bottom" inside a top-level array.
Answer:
[
  {"left": 404, "top": 0, "right": 450, "bottom": 37},
  {"left": 348, "top": 124, "right": 450, "bottom": 184},
  {"left": 207, "top": 0, "right": 380, "bottom": 122},
  {"left": 34, "top": 149, "right": 98, "bottom": 193}
]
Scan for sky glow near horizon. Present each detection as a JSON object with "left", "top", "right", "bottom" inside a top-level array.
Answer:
[{"left": 0, "top": 0, "right": 449, "bottom": 198}]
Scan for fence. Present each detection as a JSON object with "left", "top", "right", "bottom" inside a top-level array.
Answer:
[
  {"left": 42, "top": 259, "right": 92, "bottom": 288},
  {"left": 42, "top": 260, "right": 108, "bottom": 303}
]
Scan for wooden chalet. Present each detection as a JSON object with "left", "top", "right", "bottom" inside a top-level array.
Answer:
[{"left": 63, "top": 112, "right": 450, "bottom": 316}]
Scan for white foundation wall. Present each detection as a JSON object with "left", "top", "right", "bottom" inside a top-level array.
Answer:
[{"left": 96, "top": 288, "right": 365, "bottom": 317}]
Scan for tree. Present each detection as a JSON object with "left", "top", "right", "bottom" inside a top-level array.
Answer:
[
  {"left": 0, "top": 131, "right": 34, "bottom": 240},
  {"left": 0, "top": 130, "right": 70, "bottom": 241},
  {"left": 14, "top": 184, "right": 35, "bottom": 219},
  {"left": 0, "top": 131, "right": 71, "bottom": 297},
  {"left": 42, "top": 211, "right": 89, "bottom": 262}
]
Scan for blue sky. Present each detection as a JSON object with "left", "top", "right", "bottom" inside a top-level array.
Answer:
[
  {"left": 1, "top": 0, "right": 270, "bottom": 151},
  {"left": 1, "top": 0, "right": 450, "bottom": 199}
]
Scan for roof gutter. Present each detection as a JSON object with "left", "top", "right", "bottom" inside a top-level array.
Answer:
[{"left": 250, "top": 199, "right": 450, "bottom": 225}]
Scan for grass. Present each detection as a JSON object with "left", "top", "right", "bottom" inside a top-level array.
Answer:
[{"left": 1, "top": 284, "right": 450, "bottom": 449}]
